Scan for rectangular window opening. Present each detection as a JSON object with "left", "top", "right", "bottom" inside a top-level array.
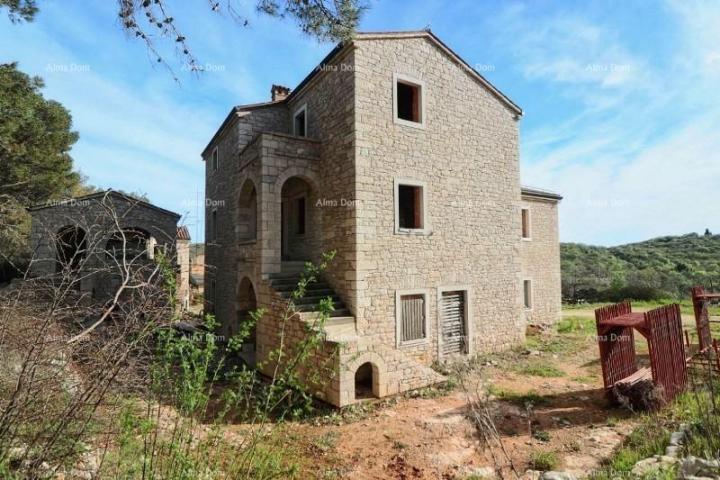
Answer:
[
  {"left": 523, "top": 280, "right": 533, "bottom": 309},
  {"left": 398, "top": 184, "right": 424, "bottom": 230},
  {"left": 521, "top": 208, "right": 531, "bottom": 239},
  {"left": 397, "top": 81, "right": 421, "bottom": 123},
  {"left": 293, "top": 107, "right": 307, "bottom": 137},
  {"left": 400, "top": 294, "right": 426, "bottom": 343}
]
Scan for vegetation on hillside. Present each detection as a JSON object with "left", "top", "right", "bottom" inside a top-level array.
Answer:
[{"left": 562, "top": 231, "right": 720, "bottom": 302}]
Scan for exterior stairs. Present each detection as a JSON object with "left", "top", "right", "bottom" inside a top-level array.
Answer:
[{"left": 268, "top": 264, "right": 358, "bottom": 342}]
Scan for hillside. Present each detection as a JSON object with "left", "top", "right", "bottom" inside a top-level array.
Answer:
[{"left": 561, "top": 232, "right": 720, "bottom": 301}]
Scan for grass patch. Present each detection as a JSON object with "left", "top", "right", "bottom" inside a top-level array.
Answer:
[
  {"left": 557, "top": 315, "right": 594, "bottom": 334},
  {"left": 592, "top": 382, "right": 720, "bottom": 479},
  {"left": 564, "top": 300, "right": 720, "bottom": 317},
  {"left": 528, "top": 451, "right": 558, "bottom": 471},
  {"left": 311, "top": 431, "right": 339, "bottom": 454},
  {"left": 488, "top": 386, "right": 550, "bottom": 407},
  {"left": 517, "top": 362, "right": 565, "bottom": 378}
]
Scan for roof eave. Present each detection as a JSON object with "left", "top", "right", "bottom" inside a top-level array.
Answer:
[
  {"left": 27, "top": 190, "right": 182, "bottom": 219},
  {"left": 521, "top": 187, "right": 563, "bottom": 201},
  {"left": 201, "top": 100, "right": 287, "bottom": 157}
]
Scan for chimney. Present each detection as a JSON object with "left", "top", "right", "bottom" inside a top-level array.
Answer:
[{"left": 271, "top": 84, "right": 290, "bottom": 102}]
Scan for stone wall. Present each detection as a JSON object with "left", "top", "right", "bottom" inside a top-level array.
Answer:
[
  {"left": 519, "top": 195, "right": 562, "bottom": 326},
  {"left": 284, "top": 48, "right": 357, "bottom": 311},
  {"left": 177, "top": 238, "right": 191, "bottom": 309},
  {"left": 28, "top": 192, "right": 180, "bottom": 298},
  {"left": 203, "top": 104, "right": 288, "bottom": 329},
  {"left": 203, "top": 33, "right": 562, "bottom": 406},
  {"left": 352, "top": 35, "right": 526, "bottom": 377}
]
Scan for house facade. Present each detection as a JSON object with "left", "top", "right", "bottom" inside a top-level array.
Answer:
[
  {"left": 28, "top": 190, "right": 189, "bottom": 306},
  {"left": 203, "top": 30, "right": 562, "bottom": 407}
]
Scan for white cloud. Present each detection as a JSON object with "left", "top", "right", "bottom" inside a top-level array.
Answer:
[{"left": 504, "top": 1, "right": 720, "bottom": 245}]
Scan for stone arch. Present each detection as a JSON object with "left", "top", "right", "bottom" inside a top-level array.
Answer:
[
  {"left": 347, "top": 351, "right": 387, "bottom": 401},
  {"left": 276, "top": 170, "right": 323, "bottom": 262},
  {"left": 237, "top": 178, "right": 258, "bottom": 242},
  {"left": 236, "top": 276, "right": 257, "bottom": 345},
  {"left": 274, "top": 166, "right": 321, "bottom": 195},
  {"left": 55, "top": 225, "right": 87, "bottom": 273}
]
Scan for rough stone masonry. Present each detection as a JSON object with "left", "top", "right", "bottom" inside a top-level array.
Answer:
[{"left": 203, "top": 30, "right": 562, "bottom": 406}]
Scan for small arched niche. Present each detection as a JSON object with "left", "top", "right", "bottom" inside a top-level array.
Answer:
[{"left": 354, "top": 362, "right": 378, "bottom": 400}]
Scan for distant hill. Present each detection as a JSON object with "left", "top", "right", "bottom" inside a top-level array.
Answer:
[{"left": 561, "top": 232, "right": 720, "bottom": 301}]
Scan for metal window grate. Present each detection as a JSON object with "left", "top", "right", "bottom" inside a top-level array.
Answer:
[
  {"left": 401, "top": 294, "right": 425, "bottom": 342},
  {"left": 441, "top": 291, "right": 466, "bottom": 355}
]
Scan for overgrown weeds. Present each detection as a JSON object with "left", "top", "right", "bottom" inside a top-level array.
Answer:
[
  {"left": 0, "top": 212, "right": 340, "bottom": 479},
  {"left": 528, "top": 451, "right": 558, "bottom": 471}
]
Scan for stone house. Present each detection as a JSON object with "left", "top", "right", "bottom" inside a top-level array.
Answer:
[
  {"left": 203, "top": 30, "right": 562, "bottom": 406},
  {"left": 189, "top": 243, "right": 205, "bottom": 300},
  {"left": 28, "top": 190, "right": 190, "bottom": 306}
]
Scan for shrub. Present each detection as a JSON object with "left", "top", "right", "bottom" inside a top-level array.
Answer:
[
  {"left": 532, "top": 430, "right": 551, "bottom": 442},
  {"left": 529, "top": 451, "right": 558, "bottom": 471}
]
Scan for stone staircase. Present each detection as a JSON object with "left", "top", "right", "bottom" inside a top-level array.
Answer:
[{"left": 268, "top": 263, "right": 357, "bottom": 341}]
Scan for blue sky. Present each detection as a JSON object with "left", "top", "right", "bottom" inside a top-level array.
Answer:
[{"left": 2, "top": 0, "right": 719, "bottom": 246}]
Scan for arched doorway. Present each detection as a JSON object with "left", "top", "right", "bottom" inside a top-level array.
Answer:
[
  {"left": 237, "top": 277, "right": 257, "bottom": 359},
  {"left": 238, "top": 179, "right": 257, "bottom": 242},
  {"left": 354, "top": 362, "right": 378, "bottom": 400},
  {"left": 105, "top": 227, "right": 152, "bottom": 261},
  {"left": 55, "top": 225, "right": 87, "bottom": 273},
  {"left": 280, "top": 176, "right": 318, "bottom": 261}
]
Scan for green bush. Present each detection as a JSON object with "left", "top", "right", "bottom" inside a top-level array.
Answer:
[{"left": 529, "top": 451, "right": 558, "bottom": 471}]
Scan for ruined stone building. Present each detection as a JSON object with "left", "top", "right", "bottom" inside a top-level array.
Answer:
[
  {"left": 203, "top": 30, "right": 562, "bottom": 406},
  {"left": 28, "top": 190, "right": 190, "bottom": 306}
]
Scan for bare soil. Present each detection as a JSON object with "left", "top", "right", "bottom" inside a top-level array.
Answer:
[{"left": 288, "top": 309, "right": 646, "bottom": 479}]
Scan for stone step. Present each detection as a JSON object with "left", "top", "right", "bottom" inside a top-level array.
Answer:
[
  {"left": 325, "top": 316, "right": 355, "bottom": 326},
  {"left": 291, "top": 294, "right": 340, "bottom": 305},
  {"left": 270, "top": 280, "right": 331, "bottom": 291},
  {"left": 280, "top": 261, "right": 307, "bottom": 274},
  {"left": 269, "top": 273, "right": 351, "bottom": 318},
  {"left": 279, "top": 288, "right": 335, "bottom": 299},
  {"left": 268, "top": 271, "right": 307, "bottom": 280},
  {"left": 294, "top": 300, "right": 345, "bottom": 312}
]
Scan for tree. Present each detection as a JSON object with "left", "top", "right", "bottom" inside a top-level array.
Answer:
[
  {"left": 1, "top": 0, "right": 367, "bottom": 77},
  {"left": 0, "top": 62, "right": 82, "bottom": 279},
  {"left": 0, "top": 0, "right": 37, "bottom": 22},
  {"left": 0, "top": 63, "right": 80, "bottom": 206}
]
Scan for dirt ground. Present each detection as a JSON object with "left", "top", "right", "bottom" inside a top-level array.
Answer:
[{"left": 285, "top": 308, "right": 658, "bottom": 480}]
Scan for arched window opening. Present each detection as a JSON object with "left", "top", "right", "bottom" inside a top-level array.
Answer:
[
  {"left": 238, "top": 180, "right": 257, "bottom": 242},
  {"left": 55, "top": 226, "right": 87, "bottom": 273}
]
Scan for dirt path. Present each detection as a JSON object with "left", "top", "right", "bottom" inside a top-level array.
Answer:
[{"left": 293, "top": 309, "right": 641, "bottom": 479}]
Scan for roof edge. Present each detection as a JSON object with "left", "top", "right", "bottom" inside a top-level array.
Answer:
[
  {"left": 521, "top": 186, "right": 563, "bottom": 201},
  {"left": 27, "top": 190, "right": 182, "bottom": 219},
  {"left": 201, "top": 100, "right": 287, "bottom": 157},
  {"left": 353, "top": 30, "right": 523, "bottom": 116}
]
